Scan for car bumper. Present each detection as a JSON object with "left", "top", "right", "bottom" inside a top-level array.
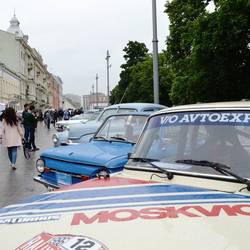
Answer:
[
  {"left": 34, "top": 170, "right": 90, "bottom": 189},
  {"left": 33, "top": 175, "right": 60, "bottom": 189}
]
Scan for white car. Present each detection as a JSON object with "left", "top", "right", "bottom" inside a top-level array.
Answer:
[
  {"left": 55, "top": 110, "right": 100, "bottom": 131},
  {"left": 1, "top": 101, "right": 250, "bottom": 249}
]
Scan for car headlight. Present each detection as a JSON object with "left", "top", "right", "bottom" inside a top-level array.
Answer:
[
  {"left": 65, "top": 125, "right": 70, "bottom": 131},
  {"left": 52, "top": 134, "right": 59, "bottom": 143},
  {"left": 36, "top": 159, "right": 45, "bottom": 173}
]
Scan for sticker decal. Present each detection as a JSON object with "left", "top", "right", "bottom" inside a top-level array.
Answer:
[
  {"left": 16, "top": 233, "right": 108, "bottom": 250},
  {"left": 148, "top": 111, "right": 250, "bottom": 129},
  {"left": 0, "top": 214, "right": 60, "bottom": 224},
  {"left": 70, "top": 204, "right": 250, "bottom": 225}
]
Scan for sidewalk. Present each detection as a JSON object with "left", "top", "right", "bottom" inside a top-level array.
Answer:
[{"left": 0, "top": 122, "right": 56, "bottom": 207}]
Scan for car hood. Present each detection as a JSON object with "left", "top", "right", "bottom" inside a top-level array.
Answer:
[
  {"left": 57, "top": 119, "right": 88, "bottom": 126},
  {"left": 41, "top": 140, "right": 134, "bottom": 166},
  {"left": 1, "top": 171, "right": 250, "bottom": 249},
  {"left": 68, "top": 121, "right": 102, "bottom": 138}
]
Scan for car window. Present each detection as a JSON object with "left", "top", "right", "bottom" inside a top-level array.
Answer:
[
  {"left": 143, "top": 107, "right": 163, "bottom": 112},
  {"left": 96, "top": 115, "right": 147, "bottom": 143},
  {"left": 98, "top": 108, "right": 137, "bottom": 122},
  {"left": 133, "top": 111, "right": 250, "bottom": 178}
]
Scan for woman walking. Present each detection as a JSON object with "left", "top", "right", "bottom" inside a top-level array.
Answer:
[{"left": 2, "top": 107, "right": 24, "bottom": 170}]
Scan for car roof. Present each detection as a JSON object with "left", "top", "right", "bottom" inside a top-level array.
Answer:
[
  {"left": 105, "top": 112, "right": 151, "bottom": 118},
  {"left": 103, "top": 103, "right": 166, "bottom": 111},
  {"left": 151, "top": 101, "right": 250, "bottom": 116}
]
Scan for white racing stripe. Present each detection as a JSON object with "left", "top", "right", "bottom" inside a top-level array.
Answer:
[
  {"left": 1, "top": 198, "right": 249, "bottom": 217},
  {"left": 5, "top": 191, "right": 225, "bottom": 208}
]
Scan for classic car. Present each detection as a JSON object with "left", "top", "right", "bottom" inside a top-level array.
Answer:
[
  {"left": 2, "top": 101, "right": 250, "bottom": 249},
  {"left": 52, "top": 103, "right": 166, "bottom": 147},
  {"left": 55, "top": 109, "right": 100, "bottom": 131},
  {"left": 34, "top": 112, "right": 149, "bottom": 189}
]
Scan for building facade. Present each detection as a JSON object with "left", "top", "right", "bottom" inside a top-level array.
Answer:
[
  {"left": 82, "top": 92, "right": 108, "bottom": 111},
  {"left": 64, "top": 94, "right": 81, "bottom": 109},
  {"left": 48, "top": 74, "right": 63, "bottom": 110},
  {"left": 62, "top": 96, "right": 78, "bottom": 110},
  {"left": 0, "top": 14, "right": 63, "bottom": 110},
  {"left": 0, "top": 63, "right": 22, "bottom": 110}
]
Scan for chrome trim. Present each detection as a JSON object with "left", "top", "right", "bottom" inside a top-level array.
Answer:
[{"left": 33, "top": 176, "right": 60, "bottom": 189}]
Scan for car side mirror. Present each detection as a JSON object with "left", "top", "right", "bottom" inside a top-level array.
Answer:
[{"left": 127, "top": 153, "right": 131, "bottom": 159}]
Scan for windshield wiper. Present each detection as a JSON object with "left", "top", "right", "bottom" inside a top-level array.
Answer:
[
  {"left": 94, "top": 136, "right": 109, "bottom": 141},
  {"left": 110, "top": 136, "right": 126, "bottom": 141},
  {"left": 110, "top": 136, "right": 135, "bottom": 144},
  {"left": 176, "top": 159, "right": 250, "bottom": 191},
  {"left": 130, "top": 157, "right": 174, "bottom": 180}
]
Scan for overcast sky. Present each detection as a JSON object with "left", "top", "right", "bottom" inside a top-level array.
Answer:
[{"left": 0, "top": 0, "right": 169, "bottom": 96}]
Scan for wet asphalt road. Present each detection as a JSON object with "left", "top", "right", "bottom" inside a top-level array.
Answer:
[{"left": 0, "top": 122, "right": 56, "bottom": 207}]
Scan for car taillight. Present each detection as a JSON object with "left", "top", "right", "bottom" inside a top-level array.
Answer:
[{"left": 81, "top": 175, "right": 89, "bottom": 181}]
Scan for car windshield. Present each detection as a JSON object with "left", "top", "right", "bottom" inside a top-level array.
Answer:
[
  {"left": 131, "top": 111, "right": 250, "bottom": 178},
  {"left": 95, "top": 115, "right": 147, "bottom": 143},
  {"left": 98, "top": 108, "right": 137, "bottom": 122},
  {"left": 71, "top": 112, "right": 100, "bottom": 121}
]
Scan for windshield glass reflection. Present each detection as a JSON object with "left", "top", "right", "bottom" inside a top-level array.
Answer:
[
  {"left": 96, "top": 115, "right": 147, "bottom": 143},
  {"left": 132, "top": 111, "right": 250, "bottom": 178}
]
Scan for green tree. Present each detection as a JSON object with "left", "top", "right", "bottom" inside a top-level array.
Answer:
[
  {"left": 165, "top": 0, "right": 209, "bottom": 104},
  {"left": 165, "top": 0, "right": 250, "bottom": 104},
  {"left": 110, "top": 41, "right": 148, "bottom": 104},
  {"left": 190, "top": 0, "right": 250, "bottom": 102},
  {"left": 125, "top": 53, "right": 172, "bottom": 106}
]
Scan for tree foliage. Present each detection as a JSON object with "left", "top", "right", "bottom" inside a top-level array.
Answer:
[
  {"left": 111, "top": 0, "right": 250, "bottom": 106},
  {"left": 166, "top": 0, "right": 250, "bottom": 104},
  {"left": 110, "top": 41, "right": 148, "bottom": 104}
]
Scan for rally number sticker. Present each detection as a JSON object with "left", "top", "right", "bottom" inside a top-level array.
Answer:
[
  {"left": 61, "top": 236, "right": 101, "bottom": 250},
  {"left": 16, "top": 233, "right": 108, "bottom": 250}
]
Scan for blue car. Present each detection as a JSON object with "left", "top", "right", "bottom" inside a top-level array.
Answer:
[{"left": 34, "top": 113, "right": 149, "bottom": 189}]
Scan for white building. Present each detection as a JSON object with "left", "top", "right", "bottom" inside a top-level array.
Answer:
[
  {"left": 0, "top": 14, "right": 62, "bottom": 110},
  {"left": 82, "top": 92, "right": 108, "bottom": 111},
  {"left": 0, "top": 63, "right": 22, "bottom": 110}
]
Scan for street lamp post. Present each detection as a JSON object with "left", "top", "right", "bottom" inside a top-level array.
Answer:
[
  {"left": 96, "top": 73, "right": 99, "bottom": 108},
  {"left": 152, "top": 0, "right": 160, "bottom": 104},
  {"left": 105, "top": 50, "right": 111, "bottom": 105}
]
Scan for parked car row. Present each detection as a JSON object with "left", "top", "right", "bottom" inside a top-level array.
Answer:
[
  {"left": 52, "top": 103, "right": 166, "bottom": 147},
  {"left": 34, "top": 103, "right": 166, "bottom": 189},
  {"left": 1, "top": 101, "right": 250, "bottom": 249},
  {"left": 55, "top": 109, "right": 101, "bottom": 131},
  {"left": 34, "top": 112, "right": 150, "bottom": 188}
]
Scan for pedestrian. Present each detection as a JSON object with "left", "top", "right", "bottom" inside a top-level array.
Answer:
[
  {"left": 22, "top": 104, "right": 29, "bottom": 125},
  {"left": 2, "top": 107, "right": 24, "bottom": 170},
  {"left": 22, "top": 103, "right": 30, "bottom": 146},
  {"left": 53, "top": 109, "right": 58, "bottom": 126},
  {"left": 44, "top": 110, "right": 51, "bottom": 129},
  {"left": 0, "top": 109, "right": 4, "bottom": 144},
  {"left": 29, "top": 105, "right": 39, "bottom": 151},
  {"left": 63, "top": 109, "right": 70, "bottom": 120},
  {"left": 58, "top": 109, "right": 63, "bottom": 121},
  {"left": 23, "top": 105, "right": 39, "bottom": 151}
]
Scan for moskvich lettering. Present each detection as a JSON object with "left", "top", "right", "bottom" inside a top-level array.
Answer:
[{"left": 71, "top": 204, "right": 250, "bottom": 225}]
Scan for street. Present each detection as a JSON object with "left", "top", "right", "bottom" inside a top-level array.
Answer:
[{"left": 0, "top": 121, "right": 55, "bottom": 207}]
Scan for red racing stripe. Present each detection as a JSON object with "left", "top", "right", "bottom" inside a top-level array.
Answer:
[{"left": 60, "top": 177, "right": 156, "bottom": 191}]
